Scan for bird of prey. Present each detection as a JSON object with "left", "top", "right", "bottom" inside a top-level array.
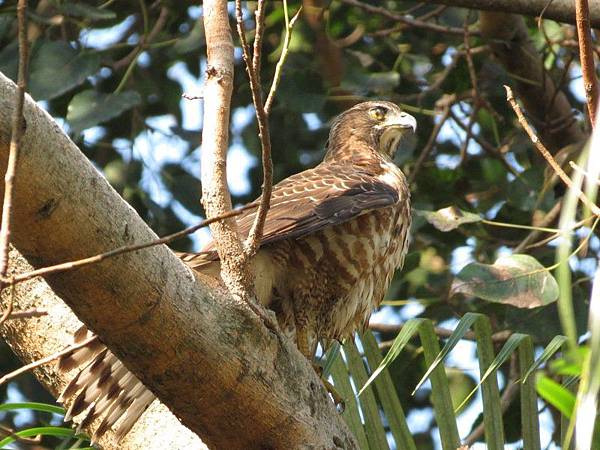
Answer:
[{"left": 57, "top": 101, "right": 416, "bottom": 442}]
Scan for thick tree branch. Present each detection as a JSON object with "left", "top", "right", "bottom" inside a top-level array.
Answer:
[
  {"left": 480, "top": 12, "right": 586, "bottom": 152},
  {"left": 0, "top": 72, "right": 357, "bottom": 449},
  {"left": 427, "top": 0, "right": 600, "bottom": 27},
  {"left": 1, "top": 248, "right": 206, "bottom": 450}
]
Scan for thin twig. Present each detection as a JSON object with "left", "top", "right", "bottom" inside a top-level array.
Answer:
[
  {"left": 251, "top": 0, "right": 267, "bottom": 87},
  {"left": 0, "top": 0, "right": 28, "bottom": 321},
  {"left": 3, "top": 307, "right": 47, "bottom": 320},
  {"left": 575, "top": 0, "right": 599, "bottom": 128},
  {"left": 514, "top": 199, "right": 563, "bottom": 253},
  {"left": 407, "top": 106, "right": 451, "bottom": 184},
  {"left": 571, "top": 161, "right": 600, "bottom": 186},
  {"left": 505, "top": 85, "right": 600, "bottom": 215},
  {"left": 371, "top": 322, "right": 512, "bottom": 344},
  {"left": 0, "top": 424, "right": 42, "bottom": 444},
  {"left": 114, "top": 6, "right": 169, "bottom": 93},
  {"left": 0, "top": 335, "right": 97, "bottom": 386},
  {"left": 235, "top": 0, "right": 273, "bottom": 259},
  {"left": 113, "top": 6, "right": 169, "bottom": 71},
  {"left": 265, "top": 5, "right": 302, "bottom": 115},
  {"left": 4, "top": 203, "right": 257, "bottom": 287},
  {"left": 340, "top": 0, "right": 475, "bottom": 36}
]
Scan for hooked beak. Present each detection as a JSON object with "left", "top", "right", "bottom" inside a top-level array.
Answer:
[{"left": 386, "top": 111, "right": 417, "bottom": 133}]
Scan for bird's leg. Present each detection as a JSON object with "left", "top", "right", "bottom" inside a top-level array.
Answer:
[
  {"left": 295, "top": 316, "right": 345, "bottom": 411},
  {"left": 315, "top": 368, "right": 345, "bottom": 413}
]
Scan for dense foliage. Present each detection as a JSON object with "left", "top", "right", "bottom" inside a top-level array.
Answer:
[{"left": 0, "top": 0, "right": 597, "bottom": 448}]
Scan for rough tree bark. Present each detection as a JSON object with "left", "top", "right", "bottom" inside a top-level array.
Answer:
[
  {"left": 1, "top": 248, "right": 206, "bottom": 450},
  {"left": 0, "top": 71, "right": 357, "bottom": 449}
]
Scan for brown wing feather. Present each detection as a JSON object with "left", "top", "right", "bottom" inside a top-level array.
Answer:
[{"left": 185, "top": 161, "right": 398, "bottom": 264}]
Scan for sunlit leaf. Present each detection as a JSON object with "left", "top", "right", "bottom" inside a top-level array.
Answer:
[
  {"left": 536, "top": 374, "right": 575, "bottom": 418},
  {"left": 451, "top": 254, "right": 559, "bottom": 308},
  {"left": 418, "top": 206, "right": 482, "bottom": 232},
  {"left": 413, "top": 313, "right": 480, "bottom": 393}
]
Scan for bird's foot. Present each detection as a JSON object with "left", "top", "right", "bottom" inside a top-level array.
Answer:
[{"left": 312, "top": 363, "right": 345, "bottom": 413}]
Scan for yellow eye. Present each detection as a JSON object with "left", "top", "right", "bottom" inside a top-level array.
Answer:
[{"left": 369, "top": 107, "right": 386, "bottom": 121}]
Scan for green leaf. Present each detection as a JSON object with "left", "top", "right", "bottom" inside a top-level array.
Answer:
[
  {"left": 28, "top": 41, "right": 100, "bottom": 100},
  {"left": 518, "top": 336, "right": 542, "bottom": 450},
  {"left": 473, "top": 315, "right": 505, "bottom": 449},
  {"left": 360, "top": 318, "right": 425, "bottom": 395},
  {"left": 0, "top": 402, "right": 65, "bottom": 415},
  {"left": 451, "top": 254, "right": 559, "bottom": 308},
  {"left": 67, "top": 90, "right": 141, "bottom": 134},
  {"left": 418, "top": 206, "right": 482, "bottom": 232},
  {"left": 400, "top": 251, "right": 420, "bottom": 273},
  {"left": 455, "top": 333, "right": 529, "bottom": 412},
  {"left": 320, "top": 341, "right": 341, "bottom": 379},
  {"left": 345, "top": 341, "right": 390, "bottom": 450},
  {"left": 360, "top": 332, "right": 417, "bottom": 450},
  {"left": 536, "top": 374, "right": 575, "bottom": 418},
  {"left": 418, "top": 321, "right": 460, "bottom": 449},
  {"left": 329, "top": 354, "right": 369, "bottom": 449},
  {"left": 413, "top": 312, "right": 480, "bottom": 393},
  {"left": 523, "top": 335, "right": 568, "bottom": 382},
  {"left": 0, "top": 426, "right": 76, "bottom": 447},
  {"left": 277, "top": 68, "right": 325, "bottom": 112}
]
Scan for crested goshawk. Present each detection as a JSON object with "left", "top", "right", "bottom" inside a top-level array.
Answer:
[{"left": 58, "top": 101, "right": 416, "bottom": 441}]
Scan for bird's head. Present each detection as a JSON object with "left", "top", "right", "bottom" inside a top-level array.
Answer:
[{"left": 326, "top": 101, "right": 417, "bottom": 160}]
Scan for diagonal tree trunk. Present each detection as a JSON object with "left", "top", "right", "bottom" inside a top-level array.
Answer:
[{"left": 1, "top": 247, "right": 206, "bottom": 450}]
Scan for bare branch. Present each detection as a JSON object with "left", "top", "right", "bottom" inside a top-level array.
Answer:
[
  {"left": 0, "top": 0, "right": 28, "bottom": 324},
  {"left": 425, "top": 0, "right": 600, "bottom": 27},
  {"left": 340, "top": 0, "right": 476, "bottom": 36},
  {"left": 113, "top": 6, "right": 170, "bottom": 71},
  {"left": 575, "top": 0, "right": 599, "bottom": 127},
  {"left": 481, "top": 13, "right": 585, "bottom": 152},
  {"left": 5, "top": 204, "right": 255, "bottom": 287},
  {"left": 371, "top": 322, "right": 513, "bottom": 344},
  {"left": 505, "top": 85, "right": 600, "bottom": 216},
  {"left": 265, "top": 4, "right": 302, "bottom": 115},
  {"left": 0, "top": 335, "right": 97, "bottom": 386},
  {"left": 408, "top": 104, "right": 451, "bottom": 184},
  {"left": 234, "top": 0, "right": 274, "bottom": 261}
]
